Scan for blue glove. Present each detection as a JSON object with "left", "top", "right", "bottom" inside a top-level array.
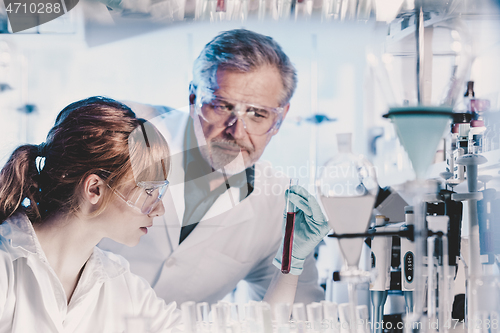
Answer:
[{"left": 273, "top": 185, "right": 331, "bottom": 275}]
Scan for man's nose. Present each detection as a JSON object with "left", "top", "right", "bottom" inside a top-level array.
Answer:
[{"left": 225, "top": 117, "right": 248, "bottom": 140}]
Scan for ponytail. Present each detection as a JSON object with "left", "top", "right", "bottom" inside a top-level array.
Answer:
[{"left": 0, "top": 144, "right": 42, "bottom": 223}]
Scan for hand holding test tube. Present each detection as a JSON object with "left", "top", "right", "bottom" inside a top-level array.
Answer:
[{"left": 273, "top": 184, "right": 330, "bottom": 275}]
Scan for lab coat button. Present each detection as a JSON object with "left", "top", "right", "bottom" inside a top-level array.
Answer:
[{"left": 165, "top": 258, "right": 176, "bottom": 267}]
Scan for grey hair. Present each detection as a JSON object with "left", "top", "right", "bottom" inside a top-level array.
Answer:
[{"left": 192, "top": 29, "right": 297, "bottom": 106}]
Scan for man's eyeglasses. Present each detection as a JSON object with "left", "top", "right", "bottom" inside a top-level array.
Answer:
[{"left": 196, "top": 90, "right": 284, "bottom": 136}]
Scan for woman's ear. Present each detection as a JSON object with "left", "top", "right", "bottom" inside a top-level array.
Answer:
[{"left": 82, "top": 174, "right": 104, "bottom": 205}]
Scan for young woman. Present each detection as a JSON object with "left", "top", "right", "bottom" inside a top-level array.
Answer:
[
  {"left": 0, "top": 97, "right": 178, "bottom": 332},
  {"left": 0, "top": 96, "right": 330, "bottom": 332}
]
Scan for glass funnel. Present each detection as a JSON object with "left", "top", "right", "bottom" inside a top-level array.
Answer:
[
  {"left": 317, "top": 133, "right": 378, "bottom": 333},
  {"left": 317, "top": 133, "right": 378, "bottom": 272},
  {"left": 384, "top": 106, "right": 453, "bottom": 180}
]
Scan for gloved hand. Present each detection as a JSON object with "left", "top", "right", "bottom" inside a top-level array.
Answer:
[{"left": 273, "top": 185, "right": 331, "bottom": 275}]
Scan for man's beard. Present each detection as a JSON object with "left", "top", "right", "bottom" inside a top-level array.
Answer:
[{"left": 199, "top": 140, "right": 251, "bottom": 176}]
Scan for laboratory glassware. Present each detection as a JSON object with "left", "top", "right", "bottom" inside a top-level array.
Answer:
[
  {"left": 306, "top": 302, "right": 323, "bottom": 332},
  {"left": 317, "top": 133, "right": 378, "bottom": 333},
  {"left": 282, "top": 178, "right": 299, "bottom": 274},
  {"left": 196, "top": 302, "right": 210, "bottom": 333},
  {"left": 322, "top": 300, "right": 339, "bottom": 333},
  {"left": 292, "top": 303, "right": 307, "bottom": 333},
  {"left": 182, "top": 301, "right": 197, "bottom": 333},
  {"left": 275, "top": 303, "right": 291, "bottom": 333}
]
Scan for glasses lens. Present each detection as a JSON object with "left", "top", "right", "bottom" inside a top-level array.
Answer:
[
  {"left": 200, "top": 99, "right": 234, "bottom": 126},
  {"left": 244, "top": 106, "right": 278, "bottom": 135},
  {"left": 199, "top": 96, "right": 281, "bottom": 135},
  {"left": 136, "top": 182, "right": 169, "bottom": 214}
]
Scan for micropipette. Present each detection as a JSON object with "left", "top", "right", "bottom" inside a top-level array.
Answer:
[{"left": 282, "top": 179, "right": 299, "bottom": 274}]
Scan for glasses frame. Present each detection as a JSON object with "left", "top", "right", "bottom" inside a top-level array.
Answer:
[
  {"left": 99, "top": 170, "right": 169, "bottom": 215},
  {"left": 195, "top": 89, "right": 285, "bottom": 136}
]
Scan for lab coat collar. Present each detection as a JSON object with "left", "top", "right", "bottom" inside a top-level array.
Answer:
[
  {"left": 0, "top": 213, "right": 126, "bottom": 279},
  {"left": 0, "top": 213, "right": 42, "bottom": 260},
  {"left": 91, "top": 247, "right": 127, "bottom": 280}
]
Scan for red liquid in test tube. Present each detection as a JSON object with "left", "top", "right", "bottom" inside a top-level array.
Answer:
[
  {"left": 281, "top": 212, "right": 296, "bottom": 274},
  {"left": 281, "top": 179, "right": 299, "bottom": 274},
  {"left": 216, "top": 0, "right": 226, "bottom": 12}
]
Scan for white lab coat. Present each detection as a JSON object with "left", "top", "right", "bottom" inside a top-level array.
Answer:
[
  {"left": 0, "top": 213, "right": 181, "bottom": 333},
  {"left": 99, "top": 108, "right": 324, "bottom": 305}
]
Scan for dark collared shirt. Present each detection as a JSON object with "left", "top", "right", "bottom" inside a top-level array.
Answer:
[{"left": 179, "top": 120, "right": 254, "bottom": 244}]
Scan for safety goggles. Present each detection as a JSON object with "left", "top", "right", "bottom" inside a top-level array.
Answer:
[
  {"left": 107, "top": 180, "right": 169, "bottom": 215},
  {"left": 99, "top": 169, "right": 169, "bottom": 215},
  {"left": 196, "top": 90, "right": 284, "bottom": 136}
]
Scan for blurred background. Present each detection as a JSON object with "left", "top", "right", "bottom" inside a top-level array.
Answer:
[
  {"left": 1, "top": 0, "right": 499, "bottom": 192},
  {"left": 0, "top": 0, "right": 499, "bottom": 190},
  {"left": 1, "top": 0, "right": 500, "bottom": 308}
]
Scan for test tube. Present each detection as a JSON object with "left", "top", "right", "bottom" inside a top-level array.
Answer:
[
  {"left": 182, "top": 301, "right": 197, "bottom": 333},
  {"left": 215, "top": 0, "right": 226, "bottom": 12},
  {"left": 322, "top": 301, "right": 339, "bottom": 333},
  {"left": 307, "top": 302, "right": 323, "bottom": 332},
  {"left": 197, "top": 302, "right": 209, "bottom": 322},
  {"left": 219, "top": 301, "right": 241, "bottom": 333},
  {"left": 337, "top": 303, "right": 351, "bottom": 333},
  {"left": 212, "top": 304, "right": 227, "bottom": 333},
  {"left": 355, "top": 305, "right": 369, "bottom": 333},
  {"left": 292, "top": 303, "right": 307, "bottom": 321},
  {"left": 196, "top": 302, "right": 210, "bottom": 333},
  {"left": 257, "top": 302, "right": 273, "bottom": 333},
  {"left": 237, "top": 303, "right": 245, "bottom": 322},
  {"left": 229, "top": 303, "right": 240, "bottom": 323},
  {"left": 217, "top": 301, "right": 231, "bottom": 322},
  {"left": 292, "top": 303, "right": 307, "bottom": 333},
  {"left": 282, "top": 178, "right": 299, "bottom": 274},
  {"left": 275, "top": 303, "right": 291, "bottom": 333},
  {"left": 245, "top": 302, "right": 259, "bottom": 333}
]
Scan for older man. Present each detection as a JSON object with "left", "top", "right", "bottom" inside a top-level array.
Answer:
[{"left": 100, "top": 29, "right": 325, "bottom": 305}]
